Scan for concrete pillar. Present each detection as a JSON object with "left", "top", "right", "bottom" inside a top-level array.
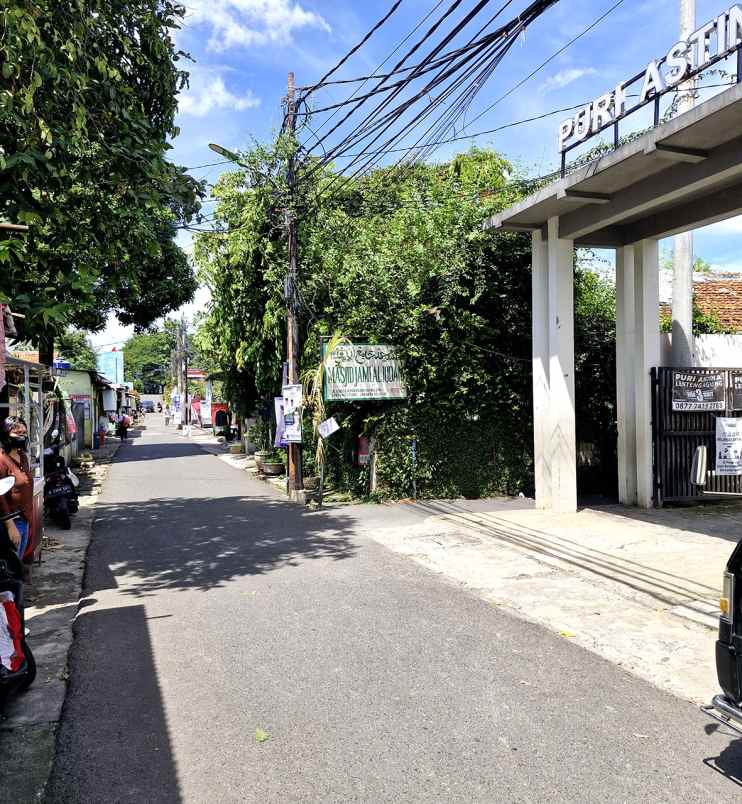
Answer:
[
  {"left": 633, "top": 238, "right": 660, "bottom": 508},
  {"left": 531, "top": 229, "right": 551, "bottom": 509},
  {"left": 672, "top": 0, "right": 696, "bottom": 367},
  {"left": 672, "top": 233, "right": 695, "bottom": 366},
  {"left": 615, "top": 246, "right": 638, "bottom": 505},
  {"left": 547, "top": 217, "right": 577, "bottom": 513}
]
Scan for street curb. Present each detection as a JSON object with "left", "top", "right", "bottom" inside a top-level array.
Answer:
[{"left": 0, "top": 438, "right": 123, "bottom": 800}]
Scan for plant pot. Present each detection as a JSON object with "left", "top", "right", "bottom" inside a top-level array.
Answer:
[
  {"left": 254, "top": 450, "right": 271, "bottom": 471},
  {"left": 303, "top": 476, "right": 319, "bottom": 491},
  {"left": 262, "top": 462, "right": 284, "bottom": 476}
]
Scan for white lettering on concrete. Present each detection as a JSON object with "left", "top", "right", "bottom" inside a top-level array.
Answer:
[
  {"left": 665, "top": 41, "right": 691, "bottom": 86},
  {"left": 558, "top": 5, "right": 742, "bottom": 152},
  {"left": 640, "top": 60, "right": 665, "bottom": 103}
]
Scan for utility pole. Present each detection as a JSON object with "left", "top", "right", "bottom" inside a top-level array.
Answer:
[
  {"left": 285, "top": 71, "right": 303, "bottom": 494},
  {"left": 182, "top": 317, "right": 190, "bottom": 433},
  {"left": 672, "top": 0, "right": 695, "bottom": 366}
]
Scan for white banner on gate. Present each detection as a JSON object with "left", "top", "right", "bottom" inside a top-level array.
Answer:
[{"left": 716, "top": 417, "right": 742, "bottom": 476}]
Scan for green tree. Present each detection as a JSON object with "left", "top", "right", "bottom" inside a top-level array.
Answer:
[
  {"left": 123, "top": 322, "right": 178, "bottom": 393},
  {"left": 0, "top": 1, "right": 203, "bottom": 356},
  {"left": 196, "top": 146, "right": 618, "bottom": 498},
  {"left": 56, "top": 329, "right": 97, "bottom": 371}
]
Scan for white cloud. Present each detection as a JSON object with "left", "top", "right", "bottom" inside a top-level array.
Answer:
[
  {"left": 184, "top": 0, "right": 330, "bottom": 52},
  {"left": 539, "top": 67, "right": 598, "bottom": 95},
  {"left": 179, "top": 75, "right": 261, "bottom": 117}
]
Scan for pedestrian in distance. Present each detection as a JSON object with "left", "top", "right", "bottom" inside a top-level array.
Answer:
[{"left": 116, "top": 413, "right": 129, "bottom": 443}]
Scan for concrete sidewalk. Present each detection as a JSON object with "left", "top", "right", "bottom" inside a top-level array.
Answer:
[
  {"left": 0, "top": 439, "right": 121, "bottom": 801},
  {"left": 362, "top": 498, "right": 742, "bottom": 705}
]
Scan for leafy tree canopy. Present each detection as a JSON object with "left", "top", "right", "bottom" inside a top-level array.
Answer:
[
  {"left": 56, "top": 328, "right": 97, "bottom": 371},
  {"left": 0, "top": 0, "right": 203, "bottom": 346},
  {"left": 195, "top": 145, "right": 618, "bottom": 497},
  {"left": 124, "top": 320, "right": 177, "bottom": 393}
]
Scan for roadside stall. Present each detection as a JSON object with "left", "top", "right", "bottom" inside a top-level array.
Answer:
[{"left": 0, "top": 356, "right": 50, "bottom": 564}]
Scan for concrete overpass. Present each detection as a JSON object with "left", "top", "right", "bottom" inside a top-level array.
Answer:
[{"left": 486, "top": 83, "right": 742, "bottom": 512}]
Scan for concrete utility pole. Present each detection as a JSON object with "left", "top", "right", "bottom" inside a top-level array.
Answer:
[
  {"left": 672, "top": 0, "right": 695, "bottom": 366},
  {"left": 182, "top": 318, "right": 190, "bottom": 432},
  {"left": 285, "top": 71, "right": 303, "bottom": 495}
]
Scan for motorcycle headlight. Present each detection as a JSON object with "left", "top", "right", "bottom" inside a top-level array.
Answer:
[{"left": 721, "top": 572, "right": 735, "bottom": 624}]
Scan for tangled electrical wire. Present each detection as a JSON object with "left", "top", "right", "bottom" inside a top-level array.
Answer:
[{"left": 281, "top": 0, "right": 560, "bottom": 212}]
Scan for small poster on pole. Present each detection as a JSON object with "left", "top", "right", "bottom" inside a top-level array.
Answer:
[
  {"left": 672, "top": 371, "right": 725, "bottom": 411},
  {"left": 282, "top": 384, "right": 303, "bottom": 444},
  {"left": 716, "top": 417, "right": 742, "bottom": 475},
  {"left": 319, "top": 417, "right": 340, "bottom": 439},
  {"left": 274, "top": 397, "right": 287, "bottom": 448}
]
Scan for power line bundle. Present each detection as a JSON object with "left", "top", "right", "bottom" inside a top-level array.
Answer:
[{"left": 290, "top": 0, "right": 560, "bottom": 199}]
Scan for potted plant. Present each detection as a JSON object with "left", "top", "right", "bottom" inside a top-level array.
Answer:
[
  {"left": 248, "top": 419, "right": 272, "bottom": 470},
  {"left": 262, "top": 452, "right": 285, "bottom": 476}
]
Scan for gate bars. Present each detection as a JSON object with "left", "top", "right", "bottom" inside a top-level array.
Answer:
[{"left": 652, "top": 367, "right": 742, "bottom": 505}]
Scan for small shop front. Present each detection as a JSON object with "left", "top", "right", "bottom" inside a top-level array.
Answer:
[
  {"left": 0, "top": 356, "right": 49, "bottom": 561},
  {"left": 56, "top": 369, "right": 114, "bottom": 450}
]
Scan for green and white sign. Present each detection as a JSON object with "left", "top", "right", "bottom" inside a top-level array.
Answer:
[{"left": 323, "top": 341, "right": 407, "bottom": 402}]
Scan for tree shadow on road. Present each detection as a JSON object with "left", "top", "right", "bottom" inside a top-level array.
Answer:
[
  {"left": 88, "top": 495, "right": 358, "bottom": 597},
  {"left": 45, "top": 603, "right": 182, "bottom": 803}
]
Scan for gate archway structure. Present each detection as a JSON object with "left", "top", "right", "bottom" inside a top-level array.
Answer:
[{"left": 487, "top": 84, "right": 742, "bottom": 512}]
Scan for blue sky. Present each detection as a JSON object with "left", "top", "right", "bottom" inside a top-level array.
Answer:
[{"left": 92, "top": 0, "right": 742, "bottom": 346}]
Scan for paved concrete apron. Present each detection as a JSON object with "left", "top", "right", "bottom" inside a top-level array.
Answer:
[{"left": 46, "top": 421, "right": 742, "bottom": 803}]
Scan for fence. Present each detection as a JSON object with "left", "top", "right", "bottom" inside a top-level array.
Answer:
[{"left": 652, "top": 367, "right": 742, "bottom": 505}]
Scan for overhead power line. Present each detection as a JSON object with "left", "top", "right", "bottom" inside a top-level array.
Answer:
[
  {"left": 302, "top": 0, "right": 557, "bottom": 210},
  {"left": 465, "top": 0, "right": 628, "bottom": 130}
]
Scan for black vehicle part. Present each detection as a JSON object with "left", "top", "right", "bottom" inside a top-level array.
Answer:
[
  {"left": 53, "top": 497, "right": 71, "bottom": 530},
  {"left": 16, "top": 640, "right": 36, "bottom": 693},
  {"left": 702, "top": 694, "right": 742, "bottom": 737}
]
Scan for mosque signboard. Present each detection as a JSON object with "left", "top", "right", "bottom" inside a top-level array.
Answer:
[{"left": 322, "top": 341, "right": 407, "bottom": 402}]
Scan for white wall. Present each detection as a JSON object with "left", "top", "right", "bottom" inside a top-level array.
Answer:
[{"left": 661, "top": 333, "right": 742, "bottom": 366}]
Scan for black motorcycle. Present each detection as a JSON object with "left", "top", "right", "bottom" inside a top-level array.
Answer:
[
  {"left": 43, "top": 445, "right": 79, "bottom": 530},
  {"left": 0, "top": 476, "right": 36, "bottom": 708}
]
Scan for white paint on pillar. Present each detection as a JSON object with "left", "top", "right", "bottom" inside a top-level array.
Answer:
[
  {"left": 531, "top": 229, "right": 551, "bottom": 509},
  {"left": 633, "top": 238, "right": 660, "bottom": 508},
  {"left": 615, "top": 246, "right": 638, "bottom": 505},
  {"left": 547, "top": 217, "right": 577, "bottom": 513}
]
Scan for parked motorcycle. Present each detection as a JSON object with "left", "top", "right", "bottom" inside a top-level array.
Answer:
[
  {"left": 0, "top": 476, "right": 36, "bottom": 707},
  {"left": 43, "top": 443, "right": 79, "bottom": 530}
]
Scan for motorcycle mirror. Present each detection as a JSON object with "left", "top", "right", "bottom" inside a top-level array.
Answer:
[
  {"left": 0, "top": 476, "right": 16, "bottom": 496},
  {"left": 691, "top": 445, "right": 708, "bottom": 487}
]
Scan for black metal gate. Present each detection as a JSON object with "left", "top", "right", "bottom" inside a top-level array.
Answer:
[{"left": 652, "top": 367, "right": 742, "bottom": 505}]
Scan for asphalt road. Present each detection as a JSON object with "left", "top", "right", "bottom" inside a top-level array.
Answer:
[{"left": 46, "top": 419, "right": 742, "bottom": 802}]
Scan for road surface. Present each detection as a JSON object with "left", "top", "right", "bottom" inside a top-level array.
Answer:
[{"left": 46, "top": 418, "right": 742, "bottom": 802}]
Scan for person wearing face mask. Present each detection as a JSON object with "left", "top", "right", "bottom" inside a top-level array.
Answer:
[{"left": 0, "top": 417, "right": 33, "bottom": 560}]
